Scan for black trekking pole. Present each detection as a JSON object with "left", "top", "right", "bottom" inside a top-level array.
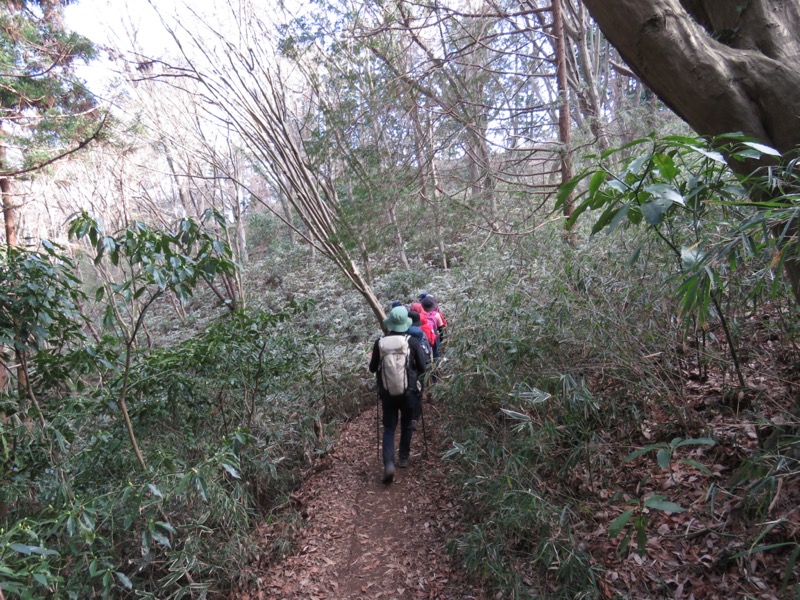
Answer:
[
  {"left": 420, "top": 400, "right": 429, "bottom": 459},
  {"left": 376, "top": 393, "right": 381, "bottom": 461}
]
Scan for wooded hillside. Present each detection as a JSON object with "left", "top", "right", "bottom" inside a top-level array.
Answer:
[{"left": 1, "top": 1, "right": 799, "bottom": 598}]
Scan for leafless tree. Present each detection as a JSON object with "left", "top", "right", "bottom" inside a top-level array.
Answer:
[{"left": 149, "top": 1, "right": 387, "bottom": 323}]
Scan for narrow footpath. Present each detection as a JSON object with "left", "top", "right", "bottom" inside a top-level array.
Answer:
[{"left": 237, "top": 399, "right": 485, "bottom": 600}]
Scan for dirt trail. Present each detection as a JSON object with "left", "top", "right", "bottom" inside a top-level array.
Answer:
[{"left": 238, "top": 399, "right": 484, "bottom": 600}]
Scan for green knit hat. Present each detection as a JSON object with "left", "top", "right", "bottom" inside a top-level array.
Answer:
[{"left": 384, "top": 306, "right": 412, "bottom": 332}]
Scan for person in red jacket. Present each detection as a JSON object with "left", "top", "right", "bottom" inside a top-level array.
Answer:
[
  {"left": 410, "top": 301, "right": 437, "bottom": 347},
  {"left": 421, "top": 296, "right": 446, "bottom": 359}
]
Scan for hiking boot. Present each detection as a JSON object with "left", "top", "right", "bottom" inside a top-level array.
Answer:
[
  {"left": 397, "top": 456, "right": 410, "bottom": 468},
  {"left": 410, "top": 419, "right": 417, "bottom": 431},
  {"left": 383, "top": 463, "right": 395, "bottom": 483}
]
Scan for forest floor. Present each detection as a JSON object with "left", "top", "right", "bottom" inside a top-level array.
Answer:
[{"left": 235, "top": 394, "right": 485, "bottom": 600}]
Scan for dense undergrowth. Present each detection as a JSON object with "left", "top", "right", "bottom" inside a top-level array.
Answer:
[
  {"left": 431, "top": 139, "right": 800, "bottom": 597},
  {"left": 0, "top": 218, "right": 373, "bottom": 598},
  {"left": 434, "top": 230, "right": 800, "bottom": 597}
]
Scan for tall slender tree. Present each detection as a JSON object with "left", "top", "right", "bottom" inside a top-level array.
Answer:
[
  {"left": 0, "top": 0, "right": 100, "bottom": 398},
  {"left": 0, "top": 0, "right": 100, "bottom": 246}
]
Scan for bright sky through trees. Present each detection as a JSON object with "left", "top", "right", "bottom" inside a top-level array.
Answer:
[{"left": 63, "top": 0, "right": 251, "bottom": 92}]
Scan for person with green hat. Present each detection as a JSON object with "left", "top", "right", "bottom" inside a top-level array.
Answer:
[{"left": 369, "top": 306, "right": 427, "bottom": 483}]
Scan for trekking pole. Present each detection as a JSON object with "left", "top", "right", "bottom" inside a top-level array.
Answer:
[
  {"left": 376, "top": 393, "right": 381, "bottom": 460},
  {"left": 420, "top": 400, "right": 429, "bottom": 459}
]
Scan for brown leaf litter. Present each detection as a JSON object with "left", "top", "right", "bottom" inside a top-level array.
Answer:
[{"left": 234, "top": 398, "right": 484, "bottom": 600}]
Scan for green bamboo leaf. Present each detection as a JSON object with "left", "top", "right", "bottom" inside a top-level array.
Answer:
[
  {"left": 652, "top": 152, "right": 679, "bottom": 179},
  {"left": 566, "top": 196, "right": 594, "bottom": 228},
  {"left": 607, "top": 204, "right": 630, "bottom": 233},
  {"left": 731, "top": 542, "right": 794, "bottom": 559},
  {"left": 588, "top": 170, "right": 606, "bottom": 197},
  {"left": 656, "top": 448, "right": 671, "bottom": 470},
  {"left": 150, "top": 530, "right": 171, "bottom": 548},
  {"left": 782, "top": 545, "right": 800, "bottom": 592},
  {"left": 742, "top": 141, "right": 780, "bottom": 157},
  {"left": 115, "top": 572, "right": 133, "bottom": 590},
  {"left": 644, "top": 498, "right": 685, "bottom": 513},
  {"left": 679, "top": 459, "right": 714, "bottom": 475},
  {"left": 221, "top": 462, "right": 241, "bottom": 479},
  {"left": 688, "top": 145, "right": 726, "bottom": 164},
  {"left": 556, "top": 173, "right": 586, "bottom": 209},
  {"left": 636, "top": 521, "right": 648, "bottom": 556},
  {"left": 625, "top": 444, "right": 663, "bottom": 462},
  {"left": 681, "top": 247, "right": 705, "bottom": 270},
  {"left": 626, "top": 152, "right": 652, "bottom": 175},
  {"left": 645, "top": 183, "right": 685, "bottom": 206},
  {"left": 674, "top": 437, "right": 716, "bottom": 448},
  {"left": 608, "top": 509, "right": 635, "bottom": 537},
  {"left": 592, "top": 204, "right": 620, "bottom": 235},
  {"left": 617, "top": 529, "right": 632, "bottom": 558},
  {"left": 500, "top": 408, "right": 531, "bottom": 422},
  {"left": 193, "top": 474, "right": 209, "bottom": 501},
  {"left": 601, "top": 136, "right": 650, "bottom": 159},
  {"left": 626, "top": 241, "right": 644, "bottom": 267},
  {"left": 141, "top": 530, "right": 150, "bottom": 554},
  {"left": 156, "top": 521, "right": 176, "bottom": 534},
  {"left": 10, "top": 543, "right": 32, "bottom": 555},
  {"left": 641, "top": 197, "right": 672, "bottom": 225}
]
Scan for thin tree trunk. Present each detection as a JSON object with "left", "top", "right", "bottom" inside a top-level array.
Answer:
[
  {"left": 365, "top": 104, "right": 410, "bottom": 269},
  {"left": 466, "top": 127, "right": 497, "bottom": 232},
  {"left": 358, "top": 238, "right": 374, "bottom": 288},
  {"left": 564, "top": 0, "right": 609, "bottom": 150},
  {"left": 235, "top": 183, "right": 248, "bottom": 263},
  {"left": 387, "top": 200, "right": 410, "bottom": 269},
  {"left": 553, "top": 0, "right": 575, "bottom": 241},
  {"left": 279, "top": 185, "right": 296, "bottom": 244},
  {"left": 1, "top": 146, "right": 16, "bottom": 248},
  {"left": 0, "top": 143, "right": 26, "bottom": 398},
  {"left": 430, "top": 157, "right": 449, "bottom": 270},
  {"left": 410, "top": 98, "right": 448, "bottom": 268}
]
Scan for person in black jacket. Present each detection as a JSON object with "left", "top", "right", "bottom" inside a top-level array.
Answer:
[{"left": 369, "top": 306, "right": 427, "bottom": 483}]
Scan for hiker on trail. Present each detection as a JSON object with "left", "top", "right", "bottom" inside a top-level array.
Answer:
[
  {"left": 369, "top": 306, "right": 427, "bottom": 483},
  {"left": 410, "top": 301, "right": 437, "bottom": 349},
  {"left": 407, "top": 310, "right": 432, "bottom": 430},
  {"left": 407, "top": 310, "right": 432, "bottom": 367},
  {"left": 421, "top": 296, "right": 446, "bottom": 359},
  {"left": 420, "top": 294, "right": 447, "bottom": 338}
]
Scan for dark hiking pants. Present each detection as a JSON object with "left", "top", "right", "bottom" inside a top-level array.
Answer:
[{"left": 382, "top": 394, "right": 414, "bottom": 467}]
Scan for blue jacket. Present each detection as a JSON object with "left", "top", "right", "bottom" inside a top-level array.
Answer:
[{"left": 407, "top": 325, "right": 425, "bottom": 344}]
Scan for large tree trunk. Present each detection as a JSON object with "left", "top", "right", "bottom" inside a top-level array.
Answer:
[
  {"left": 581, "top": 1, "right": 800, "bottom": 152},
  {"left": 581, "top": 0, "right": 800, "bottom": 299}
]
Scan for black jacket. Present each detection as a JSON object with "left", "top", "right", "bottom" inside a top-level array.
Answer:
[{"left": 369, "top": 331, "right": 427, "bottom": 398}]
